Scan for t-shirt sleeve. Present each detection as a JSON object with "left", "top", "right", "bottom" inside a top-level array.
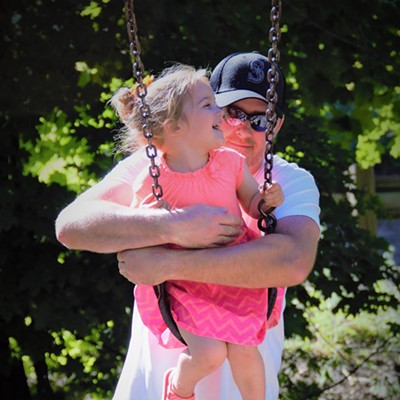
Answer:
[
  {"left": 102, "top": 149, "right": 149, "bottom": 186},
  {"left": 272, "top": 158, "right": 321, "bottom": 228}
]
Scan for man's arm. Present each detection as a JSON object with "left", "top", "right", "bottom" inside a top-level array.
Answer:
[
  {"left": 55, "top": 179, "right": 243, "bottom": 253},
  {"left": 117, "top": 215, "right": 320, "bottom": 288}
]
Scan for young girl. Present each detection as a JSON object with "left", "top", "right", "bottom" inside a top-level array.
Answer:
[{"left": 111, "top": 64, "right": 284, "bottom": 400}]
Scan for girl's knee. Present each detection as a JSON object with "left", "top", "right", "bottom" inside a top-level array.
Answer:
[
  {"left": 192, "top": 340, "right": 227, "bottom": 372},
  {"left": 227, "top": 343, "right": 260, "bottom": 361},
  {"left": 180, "top": 328, "right": 228, "bottom": 372}
]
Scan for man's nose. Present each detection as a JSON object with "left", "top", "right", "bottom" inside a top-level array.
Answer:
[{"left": 235, "top": 123, "right": 253, "bottom": 138}]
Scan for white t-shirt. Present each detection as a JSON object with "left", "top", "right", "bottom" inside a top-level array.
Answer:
[{"left": 108, "top": 150, "right": 320, "bottom": 400}]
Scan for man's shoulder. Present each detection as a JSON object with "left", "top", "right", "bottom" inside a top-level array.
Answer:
[
  {"left": 103, "top": 149, "right": 159, "bottom": 185},
  {"left": 114, "top": 149, "right": 162, "bottom": 173},
  {"left": 117, "top": 149, "right": 150, "bottom": 166},
  {"left": 272, "top": 155, "right": 320, "bottom": 225},
  {"left": 273, "top": 155, "right": 314, "bottom": 179},
  {"left": 273, "top": 154, "right": 300, "bottom": 170}
]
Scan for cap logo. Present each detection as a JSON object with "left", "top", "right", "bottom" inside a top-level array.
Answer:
[{"left": 247, "top": 59, "right": 265, "bottom": 84}]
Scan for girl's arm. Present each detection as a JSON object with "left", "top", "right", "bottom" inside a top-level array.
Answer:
[{"left": 237, "top": 164, "right": 284, "bottom": 218}]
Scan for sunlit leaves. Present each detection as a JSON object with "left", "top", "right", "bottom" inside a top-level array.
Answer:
[
  {"left": 75, "top": 61, "right": 99, "bottom": 88},
  {"left": 356, "top": 92, "right": 400, "bottom": 168},
  {"left": 20, "top": 108, "right": 97, "bottom": 193},
  {"left": 80, "top": 2, "right": 103, "bottom": 20}
]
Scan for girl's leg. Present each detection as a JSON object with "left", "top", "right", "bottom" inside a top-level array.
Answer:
[
  {"left": 227, "top": 343, "right": 266, "bottom": 400},
  {"left": 170, "top": 327, "right": 227, "bottom": 398}
]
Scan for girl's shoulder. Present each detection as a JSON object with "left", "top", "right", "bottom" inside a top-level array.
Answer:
[
  {"left": 212, "top": 146, "right": 245, "bottom": 163},
  {"left": 209, "top": 147, "right": 245, "bottom": 180}
]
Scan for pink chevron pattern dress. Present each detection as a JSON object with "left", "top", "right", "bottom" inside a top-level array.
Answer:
[{"left": 132, "top": 147, "right": 268, "bottom": 348}]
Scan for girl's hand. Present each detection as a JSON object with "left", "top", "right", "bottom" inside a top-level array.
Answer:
[
  {"left": 140, "top": 193, "right": 172, "bottom": 210},
  {"left": 260, "top": 181, "right": 284, "bottom": 208}
]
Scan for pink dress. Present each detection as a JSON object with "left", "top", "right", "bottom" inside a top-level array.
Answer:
[{"left": 132, "top": 147, "right": 269, "bottom": 348}]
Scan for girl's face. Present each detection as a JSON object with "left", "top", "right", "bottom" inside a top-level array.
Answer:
[{"left": 179, "top": 80, "right": 224, "bottom": 152}]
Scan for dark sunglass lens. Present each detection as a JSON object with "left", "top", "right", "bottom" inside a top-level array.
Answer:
[
  {"left": 250, "top": 115, "right": 267, "bottom": 132},
  {"left": 228, "top": 107, "right": 247, "bottom": 122}
]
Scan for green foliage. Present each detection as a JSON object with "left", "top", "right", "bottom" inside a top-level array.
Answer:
[
  {"left": 276, "top": 116, "right": 399, "bottom": 343},
  {"left": 20, "top": 108, "right": 98, "bottom": 192},
  {"left": 280, "top": 292, "right": 400, "bottom": 399},
  {"left": 1, "top": 0, "right": 399, "bottom": 398}
]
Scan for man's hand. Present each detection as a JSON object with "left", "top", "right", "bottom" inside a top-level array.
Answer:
[
  {"left": 118, "top": 246, "right": 172, "bottom": 285},
  {"left": 117, "top": 204, "right": 244, "bottom": 285},
  {"left": 168, "top": 204, "right": 243, "bottom": 248}
]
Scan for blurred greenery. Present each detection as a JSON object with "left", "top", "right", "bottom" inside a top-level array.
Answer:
[
  {"left": 1, "top": 0, "right": 399, "bottom": 398},
  {"left": 281, "top": 285, "right": 399, "bottom": 399}
]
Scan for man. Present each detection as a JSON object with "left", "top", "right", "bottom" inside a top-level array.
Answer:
[{"left": 56, "top": 52, "right": 320, "bottom": 399}]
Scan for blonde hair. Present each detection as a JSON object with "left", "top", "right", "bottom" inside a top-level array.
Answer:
[{"left": 110, "top": 64, "right": 210, "bottom": 153}]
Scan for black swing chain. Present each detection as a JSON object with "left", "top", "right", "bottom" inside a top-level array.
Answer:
[
  {"left": 257, "top": 0, "right": 282, "bottom": 234},
  {"left": 125, "top": 0, "right": 281, "bottom": 227},
  {"left": 124, "top": 0, "right": 163, "bottom": 200},
  {"left": 124, "top": 1, "right": 187, "bottom": 344}
]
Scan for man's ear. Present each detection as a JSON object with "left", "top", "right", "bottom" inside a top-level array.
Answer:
[{"left": 273, "top": 115, "right": 285, "bottom": 137}]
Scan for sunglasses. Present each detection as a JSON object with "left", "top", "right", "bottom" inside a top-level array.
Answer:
[{"left": 224, "top": 106, "right": 268, "bottom": 132}]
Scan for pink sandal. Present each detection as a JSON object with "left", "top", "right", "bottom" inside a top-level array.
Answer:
[{"left": 161, "top": 368, "right": 195, "bottom": 400}]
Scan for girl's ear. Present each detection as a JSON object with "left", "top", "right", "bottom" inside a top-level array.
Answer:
[{"left": 164, "top": 118, "right": 182, "bottom": 136}]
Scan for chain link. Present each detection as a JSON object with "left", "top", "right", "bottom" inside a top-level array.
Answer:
[
  {"left": 257, "top": 0, "right": 282, "bottom": 234},
  {"left": 124, "top": 0, "right": 163, "bottom": 200}
]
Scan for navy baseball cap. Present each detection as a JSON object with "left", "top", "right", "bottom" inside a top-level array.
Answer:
[{"left": 210, "top": 51, "right": 286, "bottom": 117}]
